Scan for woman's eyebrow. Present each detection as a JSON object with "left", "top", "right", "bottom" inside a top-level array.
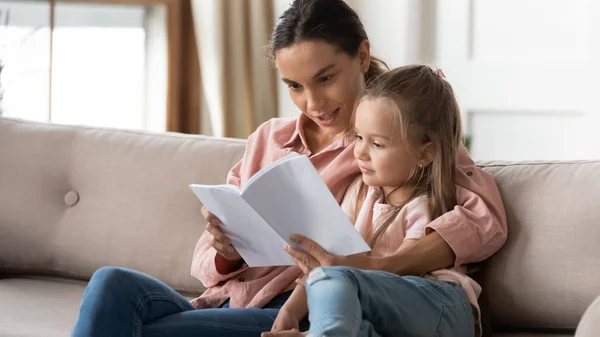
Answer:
[
  {"left": 312, "top": 64, "right": 335, "bottom": 79},
  {"left": 280, "top": 64, "right": 335, "bottom": 84},
  {"left": 281, "top": 78, "right": 297, "bottom": 85}
]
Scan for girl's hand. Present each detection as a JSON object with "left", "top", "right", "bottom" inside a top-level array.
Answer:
[
  {"left": 285, "top": 234, "right": 372, "bottom": 274},
  {"left": 270, "top": 308, "right": 300, "bottom": 332},
  {"left": 202, "top": 206, "right": 242, "bottom": 261}
]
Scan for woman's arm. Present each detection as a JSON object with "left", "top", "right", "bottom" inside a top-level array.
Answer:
[
  {"left": 190, "top": 158, "right": 248, "bottom": 286},
  {"left": 425, "top": 144, "right": 507, "bottom": 266},
  {"left": 374, "top": 231, "right": 455, "bottom": 275},
  {"left": 190, "top": 124, "right": 266, "bottom": 285},
  {"left": 190, "top": 230, "right": 248, "bottom": 287}
]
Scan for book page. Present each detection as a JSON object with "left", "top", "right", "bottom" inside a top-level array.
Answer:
[
  {"left": 242, "top": 152, "right": 301, "bottom": 193},
  {"left": 241, "top": 155, "right": 370, "bottom": 256},
  {"left": 189, "top": 184, "right": 294, "bottom": 267}
]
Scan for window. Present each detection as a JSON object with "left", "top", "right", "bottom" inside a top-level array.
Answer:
[{"left": 0, "top": 1, "right": 167, "bottom": 131}]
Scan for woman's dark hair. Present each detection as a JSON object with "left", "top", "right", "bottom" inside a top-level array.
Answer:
[{"left": 269, "top": 0, "right": 388, "bottom": 82}]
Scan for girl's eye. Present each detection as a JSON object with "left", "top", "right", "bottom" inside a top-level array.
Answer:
[
  {"left": 373, "top": 142, "right": 383, "bottom": 148},
  {"left": 288, "top": 83, "right": 302, "bottom": 90},
  {"left": 318, "top": 75, "right": 332, "bottom": 83},
  {"left": 355, "top": 134, "right": 363, "bottom": 141}
]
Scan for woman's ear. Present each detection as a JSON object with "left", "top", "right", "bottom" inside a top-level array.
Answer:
[
  {"left": 418, "top": 142, "right": 435, "bottom": 167},
  {"left": 357, "top": 40, "right": 371, "bottom": 72}
]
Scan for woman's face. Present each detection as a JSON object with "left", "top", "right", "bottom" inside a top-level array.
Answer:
[{"left": 275, "top": 40, "right": 369, "bottom": 135}]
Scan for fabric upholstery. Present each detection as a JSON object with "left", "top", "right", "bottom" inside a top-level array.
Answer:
[
  {"left": 575, "top": 294, "right": 600, "bottom": 337},
  {"left": 478, "top": 161, "right": 600, "bottom": 330},
  {"left": 0, "top": 118, "right": 246, "bottom": 294},
  {"left": 0, "top": 277, "right": 86, "bottom": 337}
]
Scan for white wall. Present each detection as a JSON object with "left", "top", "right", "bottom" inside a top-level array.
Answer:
[
  {"left": 273, "top": 0, "right": 422, "bottom": 118},
  {"left": 273, "top": 0, "right": 296, "bottom": 118}
]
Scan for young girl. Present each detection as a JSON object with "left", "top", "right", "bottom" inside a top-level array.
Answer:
[{"left": 265, "top": 65, "right": 481, "bottom": 337}]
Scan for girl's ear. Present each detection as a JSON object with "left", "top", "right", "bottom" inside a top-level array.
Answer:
[{"left": 417, "top": 142, "right": 435, "bottom": 167}]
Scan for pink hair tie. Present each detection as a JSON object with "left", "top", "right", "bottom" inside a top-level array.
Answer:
[{"left": 433, "top": 68, "right": 446, "bottom": 79}]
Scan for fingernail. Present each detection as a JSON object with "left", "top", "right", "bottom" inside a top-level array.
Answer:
[{"left": 284, "top": 244, "right": 290, "bottom": 251}]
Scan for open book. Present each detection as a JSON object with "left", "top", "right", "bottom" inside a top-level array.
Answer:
[{"left": 190, "top": 153, "right": 370, "bottom": 267}]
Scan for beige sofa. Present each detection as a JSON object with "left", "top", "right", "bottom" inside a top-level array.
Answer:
[{"left": 1, "top": 117, "right": 599, "bottom": 337}]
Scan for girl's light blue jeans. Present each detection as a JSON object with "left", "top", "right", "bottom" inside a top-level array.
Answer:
[
  {"left": 304, "top": 266, "right": 475, "bottom": 337},
  {"left": 71, "top": 266, "right": 308, "bottom": 337}
]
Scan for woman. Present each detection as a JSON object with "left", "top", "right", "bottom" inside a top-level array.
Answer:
[{"left": 71, "top": 1, "right": 506, "bottom": 336}]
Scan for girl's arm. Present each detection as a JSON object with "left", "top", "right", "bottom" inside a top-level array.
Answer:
[
  {"left": 280, "top": 284, "right": 309, "bottom": 320},
  {"left": 270, "top": 284, "right": 309, "bottom": 332}
]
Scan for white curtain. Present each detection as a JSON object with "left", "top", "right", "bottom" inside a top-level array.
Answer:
[{"left": 191, "top": 0, "right": 278, "bottom": 138}]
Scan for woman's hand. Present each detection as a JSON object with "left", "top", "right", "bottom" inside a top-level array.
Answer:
[
  {"left": 269, "top": 308, "right": 300, "bottom": 333},
  {"left": 202, "top": 206, "right": 242, "bottom": 261},
  {"left": 285, "top": 234, "right": 374, "bottom": 274}
]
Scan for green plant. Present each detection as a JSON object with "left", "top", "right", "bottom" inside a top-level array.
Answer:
[{"left": 463, "top": 135, "right": 472, "bottom": 152}]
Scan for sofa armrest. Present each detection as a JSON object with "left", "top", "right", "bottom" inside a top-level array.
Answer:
[{"left": 575, "top": 295, "right": 600, "bottom": 337}]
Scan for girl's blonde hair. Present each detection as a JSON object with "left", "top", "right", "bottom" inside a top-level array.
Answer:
[{"left": 353, "top": 65, "right": 463, "bottom": 247}]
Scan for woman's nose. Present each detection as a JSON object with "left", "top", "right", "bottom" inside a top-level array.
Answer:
[{"left": 306, "top": 89, "right": 325, "bottom": 112}]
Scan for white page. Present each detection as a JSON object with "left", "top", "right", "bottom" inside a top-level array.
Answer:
[
  {"left": 189, "top": 185, "right": 293, "bottom": 267},
  {"left": 241, "top": 155, "right": 371, "bottom": 256},
  {"left": 243, "top": 152, "right": 301, "bottom": 193}
]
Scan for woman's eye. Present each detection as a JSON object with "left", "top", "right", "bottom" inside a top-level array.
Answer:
[
  {"left": 354, "top": 134, "right": 363, "bottom": 141},
  {"left": 318, "top": 75, "right": 332, "bottom": 83},
  {"left": 288, "top": 84, "right": 301, "bottom": 90},
  {"left": 373, "top": 142, "right": 382, "bottom": 148}
]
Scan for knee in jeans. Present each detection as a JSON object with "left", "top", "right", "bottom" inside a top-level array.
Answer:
[
  {"left": 306, "top": 266, "right": 357, "bottom": 286},
  {"left": 90, "top": 266, "right": 135, "bottom": 289}
]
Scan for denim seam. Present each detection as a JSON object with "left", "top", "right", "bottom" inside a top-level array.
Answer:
[
  {"left": 133, "top": 293, "right": 192, "bottom": 336},
  {"left": 435, "top": 301, "right": 474, "bottom": 337}
]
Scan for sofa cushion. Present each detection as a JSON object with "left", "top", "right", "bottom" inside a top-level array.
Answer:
[
  {"left": 575, "top": 294, "right": 600, "bottom": 337},
  {"left": 0, "top": 118, "right": 246, "bottom": 294},
  {"left": 479, "top": 161, "right": 600, "bottom": 330},
  {"left": 0, "top": 277, "right": 86, "bottom": 337}
]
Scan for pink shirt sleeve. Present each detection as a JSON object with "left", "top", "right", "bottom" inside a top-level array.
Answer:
[
  {"left": 190, "top": 231, "right": 249, "bottom": 287},
  {"left": 426, "top": 144, "right": 508, "bottom": 266}
]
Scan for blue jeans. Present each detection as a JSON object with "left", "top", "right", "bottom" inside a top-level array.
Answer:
[
  {"left": 305, "top": 266, "right": 475, "bottom": 337},
  {"left": 71, "top": 267, "right": 309, "bottom": 337}
]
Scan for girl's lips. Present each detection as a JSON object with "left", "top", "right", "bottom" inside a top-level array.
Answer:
[{"left": 358, "top": 166, "right": 374, "bottom": 174}]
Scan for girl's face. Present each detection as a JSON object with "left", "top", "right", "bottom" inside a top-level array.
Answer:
[
  {"left": 353, "top": 98, "right": 429, "bottom": 198},
  {"left": 275, "top": 40, "right": 369, "bottom": 135}
]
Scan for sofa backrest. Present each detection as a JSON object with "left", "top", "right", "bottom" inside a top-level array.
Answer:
[
  {"left": 0, "top": 118, "right": 245, "bottom": 294},
  {"left": 479, "top": 161, "right": 600, "bottom": 331},
  {"left": 2, "top": 118, "right": 600, "bottom": 329}
]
